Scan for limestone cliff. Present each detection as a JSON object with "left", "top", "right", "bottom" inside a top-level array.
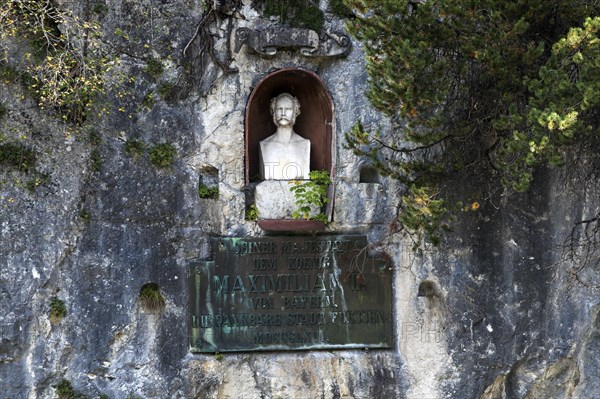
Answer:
[{"left": 1, "top": 1, "right": 597, "bottom": 398}]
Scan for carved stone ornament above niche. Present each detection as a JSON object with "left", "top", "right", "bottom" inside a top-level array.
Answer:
[{"left": 234, "top": 27, "right": 352, "bottom": 58}]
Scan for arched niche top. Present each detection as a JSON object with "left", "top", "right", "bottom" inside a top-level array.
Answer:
[{"left": 245, "top": 68, "right": 333, "bottom": 184}]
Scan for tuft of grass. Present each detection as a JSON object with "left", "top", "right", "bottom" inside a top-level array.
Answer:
[
  {"left": 25, "top": 173, "right": 49, "bottom": 193},
  {"left": 263, "top": 0, "right": 324, "bottom": 32},
  {"left": 245, "top": 204, "right": 259, "bottom": 221},
  {"left": 92, "top": 2, "right": 109, "bottom": 16},
  {"left": 0, "top": 64, "right": 21, "bottom": 83},
  {"left": 79, "top": 208, "right": 90, "bottom": 221},
  {"left": 329, "top": 0, "right": 353, "bottom": 17},
  {"left": 0, "top": 143, "right": 37, "bottom": 172},
  {"left": 294, "top": 5, "right": 324, "bottom": 31},
  {"left": 144, "top": 57, "right": 164, "bottom": 78},
  {"left": 90, "top": 149, "right": 102, "bottom": 172},
  {"left": 53, "top": 379, "right": 83, "bottom": 399},
  {"left": 87, "top": 130, "right": 102, "bottom": 146},
  {"left": 139, "top": 283, "right": 165, "bottom": 312},
  {"left": 149, "top": 143, "right": 176, "bottom": 168},
  {"left": 124, "top": 139, "right": 146, "bottom": 159},
  {"left": 198, "top": 183, "right": 219, "bottom": 199},
  {"left": 157, "top": 82, "right": 175, "bottom": 100},
  {"left": 50, "top": 297, "right": 67, "bottom": 323},
  {"left": 142, "top": 92, "right": 155, "bottom": 109}
]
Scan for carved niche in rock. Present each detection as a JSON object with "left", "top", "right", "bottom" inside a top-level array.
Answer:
[
  {"left": 245, "top": 68, "right": 333, "bottom": 184},
  {"left": 246, "top": 68, "right": 334, "bottom": 225}
]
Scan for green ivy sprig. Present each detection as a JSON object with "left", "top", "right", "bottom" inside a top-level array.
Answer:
[{"left": 289, "top": 170, "right": 331, "bottom": 224}]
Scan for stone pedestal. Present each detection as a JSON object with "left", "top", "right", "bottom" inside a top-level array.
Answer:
[
  {"left": 255, "top": 180, "right": 296, "bottom": 219},
  {"left": 255, "top": 180, "right": 318, "bottom": 220}
]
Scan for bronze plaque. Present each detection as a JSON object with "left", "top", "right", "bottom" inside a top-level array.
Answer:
[{"left": 189, "top": 236, "right": 393, "bottom": 352}]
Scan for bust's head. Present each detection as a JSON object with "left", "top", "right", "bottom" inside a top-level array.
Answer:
[{"left": 270, "top": 93, "right": 301, "bottom": 127}]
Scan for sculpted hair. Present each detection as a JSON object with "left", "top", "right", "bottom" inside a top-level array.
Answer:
[{"left": 270, "top": 93, "right": 301, "bottom": 117}]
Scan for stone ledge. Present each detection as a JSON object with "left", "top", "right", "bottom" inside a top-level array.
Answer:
[{"left": 258, "top": 220, "right": 326, "bottom": 232}]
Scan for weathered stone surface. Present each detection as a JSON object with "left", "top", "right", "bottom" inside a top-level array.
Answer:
[
  {"left": 255, "top": 180, "right": 315, "bottom": 219},
  {"left": 1, "top": 1, "right": 598, "bottom": 399},
  {"left": 334, "top": 180, "right": 393, "bottom": 229},
  {"left": 185, "top": 351, "right": 406, "bottom": 399}
]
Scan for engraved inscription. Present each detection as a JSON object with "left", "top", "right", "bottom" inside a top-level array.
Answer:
[{"left": 189, "top": 236, "right": 392, "bottom": 352}]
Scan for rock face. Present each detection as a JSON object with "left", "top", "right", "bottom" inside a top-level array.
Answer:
[{"left": 0, "top": 2, "right": 598, "bottom": 399}]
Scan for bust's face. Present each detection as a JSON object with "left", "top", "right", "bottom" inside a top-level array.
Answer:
[{"left": 272, "top": 96, "right": 297, "bottom": 127}]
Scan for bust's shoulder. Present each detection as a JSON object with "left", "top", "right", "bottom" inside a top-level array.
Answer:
[
  {"left": 260, "top": 134, "right": 278, "bottom": 144},
  {"left": 290, "top": 133, "right": 309, "bottom": 144}
]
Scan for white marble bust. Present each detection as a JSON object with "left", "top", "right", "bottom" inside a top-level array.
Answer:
[{"left": 259, "top": 93, "right": 310, "bottom": 180}]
